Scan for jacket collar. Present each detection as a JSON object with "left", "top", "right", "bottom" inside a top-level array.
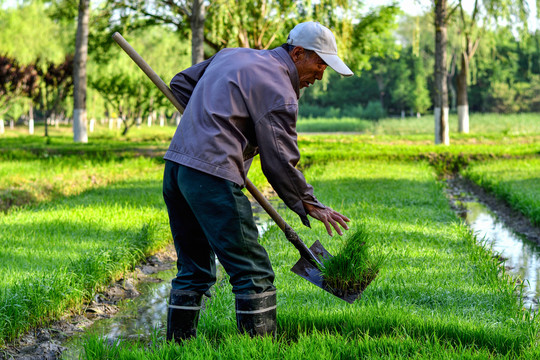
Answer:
[{"left": 273, "top": 47, "right": 300, "bottom": 100}]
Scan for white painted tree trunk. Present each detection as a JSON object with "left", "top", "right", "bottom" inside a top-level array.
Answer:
[
  {"left": 0, "top": 119, "right": 4, "bottom": 135},
  {"left": 116, "top": 118, "right": 122, "bottom": 129},
  {"left": 147, "top": 115, "right": 152, "bottom": 127},
  {"left": 108, "top": 117, "right": 113, "bottom": 130},
  {"left": 89, "top": 118, "right": 95, "bottom": 132},
  {"left": 401, "top": 110, "right": 405, "bottom": 119},
  {"left": 175, "top": 112, "right": 181, "bottom": 126},
  {"left": 458, "top": 105, "right": 469, "bottom": 133},
  {"left": 73, "top": 109, "right": 88, "bottom": 142},
  {"left": 434, "top": 107, "right": 449, "bottom": 145},
  {"left": 28, "top": 107, "right": 34, "bottom": 135},
  {"left": 159, "top": 113, "right": 165, "bottom": 127},
  {"left": 9, "top": 119, "right": 14, "bottom": 129},
  {"left": 73, "top": 0, "right": 89, "bottom": 143}
]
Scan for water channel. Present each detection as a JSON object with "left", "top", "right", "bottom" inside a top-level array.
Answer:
[
  {"left": 458, "top": 197, "right": 540, "bottom": 309},
  {"left": 58, "top": 183, "right": 539, "bottom": 358}
]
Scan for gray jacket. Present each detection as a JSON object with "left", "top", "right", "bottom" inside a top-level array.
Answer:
[{"left": 164, "top": 46, "right": 323, "bottom": 226}]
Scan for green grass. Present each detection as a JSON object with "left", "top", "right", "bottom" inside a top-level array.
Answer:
[
  {"left": 77, "top": 159, "right": 538, "bottom": 358},
  {"left": 0, "top": 157, "right": 164, "bottom": 212},
  {"left": 0, "top": 115, "right": 539, "bottom": 357},
  {"left": 298, "top": 113, "right": 540, "bottom": 137},
  {"left": 297, "top": 117, "right": 371, "bottom": 133},
  {"left": 464, "top": 158, "right": 540, "bottom": 225},
  {"left": 0, "top": 157, "right": 170, "bottom": 344}
]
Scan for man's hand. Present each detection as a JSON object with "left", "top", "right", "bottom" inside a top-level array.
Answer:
[{"left": 304, "top": 202, "right": 350, "bottom": 236}]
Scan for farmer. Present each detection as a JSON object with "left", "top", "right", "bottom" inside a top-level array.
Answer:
[{"left": 163, "top": 21, "right": 353, "bottom": 342}]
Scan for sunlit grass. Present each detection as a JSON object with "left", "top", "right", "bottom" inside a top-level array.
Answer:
[
  {"left": 464, "top": 158, "right": 540, "bottom": 225},
  {"left": 1, "top": 116, "right": 539, "bottom": 357},
  {"left": 0, "top": 163, "right": 169, "bottom": 344},
  {"left": 75, "top": 159, "right": 539, "bottom": 358},
  {"left": 0, "top": 157, "right": 163, "bottom": 212}
]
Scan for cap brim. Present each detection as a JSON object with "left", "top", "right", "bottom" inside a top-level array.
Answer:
[{"left": 316, "top": 52, "right": 354, "bottom": 77}]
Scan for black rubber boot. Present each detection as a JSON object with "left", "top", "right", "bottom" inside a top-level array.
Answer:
[
  {"left": 166, "top": 289, "right": 203, "bottom": 342},
  {"left": 235, "top": 290, "right": 277, "bottom": 337}
]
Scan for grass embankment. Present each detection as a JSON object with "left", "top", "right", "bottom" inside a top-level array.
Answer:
[
  {"left": 80, "top": 159, "right": 538, "bottom": 359},
  {"left": 464, "top": 158, "right": 540, "bottom": 226},
  {"left": 298, "top": 112, "right": 540, "bottom": 138},
  {"left": 0, "top": 156, "right": 170, "bottom": 344}
]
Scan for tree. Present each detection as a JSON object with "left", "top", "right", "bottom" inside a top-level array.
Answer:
[
  {"left": 455, "top": 0, "right": 532, "bottom": 133},
  {"left": 205, "top": 0, "right": 300, "bottom": 50},
  {"left": 73, "top": 0, "right": 89, "bottom": 143},
  {"left": 107, "top": 0, "right": 207, "bottom": 64},
  {"left": 0, "top": 55, "right": 38, "bottom": 119},
  {"left": 33, "top": 56, "right": 74, "bottom": 137},
  {"left": 433, "top": 0, "right": 449, "bottom": 145},
  {"left": 88, "top": 25, "right": 190, "bottom": 134}
]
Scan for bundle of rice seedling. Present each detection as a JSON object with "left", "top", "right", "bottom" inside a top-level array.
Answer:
[{"left": 319, "top": 226, "right": 384, "bottom": 298}]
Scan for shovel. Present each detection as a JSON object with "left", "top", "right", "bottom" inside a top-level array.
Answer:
[{"left": 111, "top": 32, "right": 362, "bottom": 304}]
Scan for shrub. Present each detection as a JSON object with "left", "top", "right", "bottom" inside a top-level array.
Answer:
[
  {"left": 341, "top": 104, "right": 364, "bottom": 118},
  {"left": 361, "top": 101, "right": 386, "bottom": 121}
]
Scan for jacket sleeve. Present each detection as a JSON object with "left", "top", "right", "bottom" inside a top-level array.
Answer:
[
  {"left": 169, "top": 56, "right": 215, "bottom": 108},
  {"left": 254, "top": 104, "right": 325, "bottom": 227}
]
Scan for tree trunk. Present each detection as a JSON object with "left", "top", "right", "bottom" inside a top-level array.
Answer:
[
  {"left": 0, "top": 118, "right": 4, "bottom": 135},
  {"left": 434, "top": 0, "right": 449, "bottom": 145},
  {"left": 28, "top": 105, "right": 34, "bottom": 135},
  {"left": 457, "top": 52, "right": 470, "bottom": 133},
  {"left": 191, "top": 0, "right": 206, "bottom": 64},
  {"left": 374, "top": 74, "right": 385, "bottom": 108},
  {"left": 73, "top": 0, "right": 89, "bottom": 143}
]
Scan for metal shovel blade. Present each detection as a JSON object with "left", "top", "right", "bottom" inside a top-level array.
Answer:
[{"left": 290, "top": 240, "right": 365, "bottom": 304}]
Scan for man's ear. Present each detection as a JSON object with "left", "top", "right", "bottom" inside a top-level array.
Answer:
[{"left": 290, "top": 46, "right": 306, "bottom": 63}]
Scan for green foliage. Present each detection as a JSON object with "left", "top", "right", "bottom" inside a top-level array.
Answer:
[
  {"left": 296, "top": 117, "right": 371, "bottom": 132},
  {"left": 0, "top": 1, "right": 72, "bottom": 64},
  {"left": 319, "top": 226, "right": 384, "bottom": 293},
  {"left": 349, "top": 5, "right": 402, "bottom": 72},
  {"left": 361, "top": 100, "right": 386, "bottom": 120}
]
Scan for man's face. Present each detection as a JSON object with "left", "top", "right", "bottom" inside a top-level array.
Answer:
[{"left": 291, "top": 47, "right": 328, "bottom": 89}]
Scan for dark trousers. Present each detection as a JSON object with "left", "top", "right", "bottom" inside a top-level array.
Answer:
[{"left": 163, "top": 160, "right": 275, "bottom": 295}]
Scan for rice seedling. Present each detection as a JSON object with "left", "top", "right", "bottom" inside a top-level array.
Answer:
[{"left": 318, "top": 226, "right": 384, "bottom": 299}]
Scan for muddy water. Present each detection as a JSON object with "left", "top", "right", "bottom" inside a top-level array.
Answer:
[
  {"left": 463, "top": 201, "right": 540, "bottom": 309},
  {"left": 60, "top": 201, "right": 277, "bottom": 358},
  {"left": 448, "top": 178, "right": 540, "bottom": 310}
]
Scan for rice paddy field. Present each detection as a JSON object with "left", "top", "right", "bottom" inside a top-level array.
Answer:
[{"left": 0, "top": 113, "right": 539, "bottom": 359}]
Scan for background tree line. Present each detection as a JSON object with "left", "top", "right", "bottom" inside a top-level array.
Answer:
[{"left": 0, "top": 0, "right": 538, "bottom": 138}]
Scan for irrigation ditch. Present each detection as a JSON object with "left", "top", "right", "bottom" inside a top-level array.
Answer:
[{"left": 1, "top": 154, "right": 540, "bottom": 359}]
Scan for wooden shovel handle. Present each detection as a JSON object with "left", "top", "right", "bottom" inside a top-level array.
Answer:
[
  {"left": 111, "top": 32, "right": 184, "bottom": 114},
  {"left": 245, "top": 179, "right": 322, "bottom": 266}
]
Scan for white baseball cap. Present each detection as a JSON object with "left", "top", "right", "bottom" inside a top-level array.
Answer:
[{"left": 287, "top": 21, "right": 353, "bottom": 77}]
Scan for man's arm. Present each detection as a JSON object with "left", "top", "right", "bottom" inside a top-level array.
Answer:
[
  {"left": 170, "top": 55, "right": 215, "bottom": 108},
  {"left": 254, "top": 105, "right": 349, "bottom": 235}
]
